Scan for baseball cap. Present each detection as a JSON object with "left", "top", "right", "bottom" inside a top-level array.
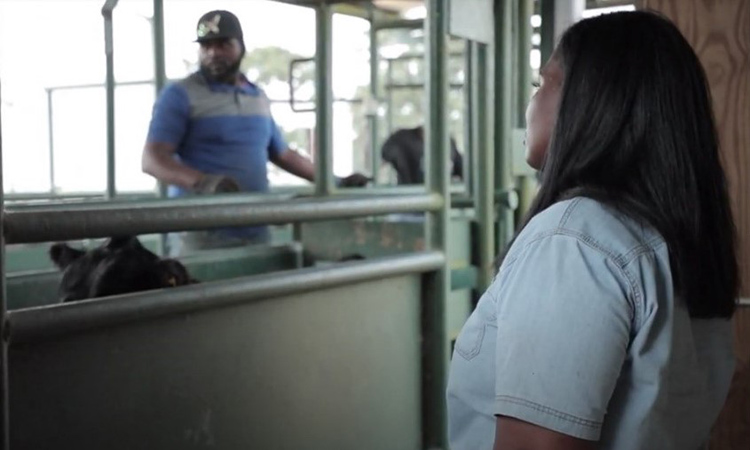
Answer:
[{"left": 195, "top": 10, "right": 244, "bottom": 43}]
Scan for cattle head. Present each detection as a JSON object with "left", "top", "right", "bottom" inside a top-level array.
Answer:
[{"left": 49, "top": 236, "right": 197, "bottom": 302}]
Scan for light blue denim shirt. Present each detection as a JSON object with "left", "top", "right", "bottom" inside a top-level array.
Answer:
[{"left": 446, "top": 197, "right": 734, "bottom": 449}]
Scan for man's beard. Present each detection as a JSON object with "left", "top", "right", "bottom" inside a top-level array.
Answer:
[{"left": 199, "top": 57, "right": 242, "bottom": 84}]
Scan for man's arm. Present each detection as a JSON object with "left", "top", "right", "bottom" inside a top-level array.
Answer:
[
  {"left": 269, "top": 149, "right": 316, "bottom": 182},
  {"left": 142, "top": 83, "right": 210, "bottom": 190},
  {"left": 142, "top": 141, "right": 204, "bottom": 190},
  {"left": 494, "top": 417, "right": 596, "bottom": 450}
]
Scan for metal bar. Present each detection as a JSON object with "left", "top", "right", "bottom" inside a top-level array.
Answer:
[
  {"left": 384, "top": 82, "right": 465, "bottom": 90},
  {"left": 516, "top": 0, "right": 533, "bottom": 127},
  {"left": 423, "top": 0, "right": 450, "bottom": 447},
  {"left": 272, "top": 0, "right": 403, "bottom": 21},
  {"left": 102, "top": 0, "right": 119, "bottom": 199},
  {"left": 314, "top": 4, "right": 334, "bottom": 195},
  {"left": 463, "top": 41, "right": 474, "bottom": 198},
  {"left": 152, "top": 0, "right": 167, "bottom": 94},
  {"left": 8, "top": 251, "right": 445, "bottom": 345},
  {"left": 514, "top": 0, "right": 538, "bottom": 223},
  {"left": 368, "top": 5, "right": 380, "bottom": 186},
  {"left": 373, "top": 18, "right": 424, "bottom": 31},
  {"left": 45, "top": 78, "right": 358, "bottom": 105},
  {"left": 44, "top": 79, "right": 160, "bottom": 91},
  {"left": 2, "top": 184, "right": 473, "bottom": 205},
  {"left": 46, "top": 89, "right": 55, "bottom": 193},
  {"left": 386, "top": 62, "right": 394, "bottom": 136},
  {"left": 4, "top": 190, "right": 296, "bottom": 212},
  {"left": 0, "top": 75, "right": 10, "bottom": 450},
  {"left": 472, "top": 41, "right": 495, "bottom": 293},
  {"left": 539, "top": 0, "right": 555, "bottom": 66},
  {"left": 289, "top": 58, "right": 311, "bottom": 113},
  {"left": 586, "top": 0, "right": 633, "bottom": 8},
  {"left": 495, "top": 0, "right": 516, "bottom": 253},
  {"left": 152, "top": 0, "right": 168, "bottom": 256},
  {"left": 4, "top": 194, "right": 444, "bottom": 244},
  {"left": 5, "top": 191, "right": 156, "bottom": 203},
  {"left": 384, "top": 51, "right": 465, "bottom": 62}
]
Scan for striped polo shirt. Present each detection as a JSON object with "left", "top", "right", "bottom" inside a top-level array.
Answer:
[{"left": 147, "top": 72, "right": 287, "bottom": 239}]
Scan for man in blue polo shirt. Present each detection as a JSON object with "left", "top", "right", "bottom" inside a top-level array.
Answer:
[{"left": 142, "top": 10, "right": 368, "bottom": 256}]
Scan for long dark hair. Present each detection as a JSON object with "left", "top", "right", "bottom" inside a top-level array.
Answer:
[{"left": 504, "top": 10, "right": 738, "bottom": 319}]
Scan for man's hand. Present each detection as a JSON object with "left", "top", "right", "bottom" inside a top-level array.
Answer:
[
  {"left": 192, "top": 174, "right": 241, "bottom": 194},
  {"left": 337, "top": 173, "right": 372, "bottom": 188}
]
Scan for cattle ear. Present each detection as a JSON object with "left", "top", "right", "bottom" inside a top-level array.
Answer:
[
  {"left": 49, "top": 243, "right": 85, "bottom": 270},
  {"left": 158, "top": 259, "right": 197, "bottom": 287},
  {"left": 107, "top": 236, "right": 141, "bottom": 250}
]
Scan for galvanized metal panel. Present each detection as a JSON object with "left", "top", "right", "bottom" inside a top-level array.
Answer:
[{"left": 9, "top": 275, "right": 423, "bottom": 449}]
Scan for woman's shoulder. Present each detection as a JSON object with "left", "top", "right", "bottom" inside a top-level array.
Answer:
[{"left": 510, "top": 197, "right": 666, "bottom": 266}]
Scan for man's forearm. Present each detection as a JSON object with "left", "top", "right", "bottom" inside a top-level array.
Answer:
[
  {"left": 271, "top": 150, "right": 316, "bottom": 182},
  {"left": 142, "top": 149, "right": 204, "bottom": 190}
]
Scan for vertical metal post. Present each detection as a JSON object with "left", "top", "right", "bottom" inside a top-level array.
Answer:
[
  {"left": 495, "top": 0, "right": 515, "bottom": 252},
  {"left": 471, "top": 41, "right": 495, "bottom": 294},
  {"left": 152, "top": 0, "right": 167, "bottom": 95},
  {"left": 514, "top": 0, "right": 538, "bottom": 222},
  {"left": 46, "top": 89, "right": 56, "bottom": 194},
  {"left": 539, "top": 0, "right": 583, "bottom": 66},
  {"left": 102, "top": 0, "right": 119, "bottom": 199},
  {"left": 423, "top": 0, "right": 450, "bottom": 447},
  {"left": 368, "top": 7, "right": 380, "bottom": 185},
  {"left": 0, "top": 78, "right": 10, "bottom": 450},
  {"left": 315, "top": 4, "right": 334, "bottom": 196},
  {"left": 516, "top": 0, "right": 533, "bottom": 127},
  {"left": 463, "top": 42, "right": 474, "bottom": 196},
  {"left": 539, "top": 0, "right": 555, "bottom": 66},
  {"left": 152, "top": 0, "right": 168, "bottom": 255},
  {"left": 386, "top": 62, "right": 394, "bottom": 136}
]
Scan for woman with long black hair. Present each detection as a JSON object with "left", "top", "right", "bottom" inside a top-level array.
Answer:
[{"left": 447, "top": 10, "right": 738, "bottom": 450}]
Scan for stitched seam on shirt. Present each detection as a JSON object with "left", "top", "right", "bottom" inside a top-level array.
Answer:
[
  {"left": 501, "top": 199, "right": 580, "bottom": 269},
  {"left": 496, "top": 395, "right": 602, "bottom": 428},
  {"left": 510, "top": 230, "right": 639, "bottom": 298},
  {"left": 558, "top": 197, "right": 583, "bottom": 228},
  {"left": 523, "top": 230, "right": 641, "bottom": 328},
  {"left": 620, "top": 236, "right": 664, "bottom": 266},
  {"left": 501, "top": 229, "right": 561, "bottom": 269}
]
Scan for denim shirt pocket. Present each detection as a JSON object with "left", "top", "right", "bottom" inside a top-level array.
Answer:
[{"left": 454, "top": 309, "right": 490, "bottom": 361}]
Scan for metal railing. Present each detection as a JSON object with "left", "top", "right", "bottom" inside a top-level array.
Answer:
[
  {"left": 8, "top": 251, "right": 445, "bottom": 345},
  {"left": 0, "top": 2, "right": 490, "bottom": 449},
  {"left": 3, "top": 193, "right": 443, "bottom": 244}
]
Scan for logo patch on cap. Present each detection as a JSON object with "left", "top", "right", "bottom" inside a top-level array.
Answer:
[{"left": 197, "top": 14, "right": 222, "bottom": 38}]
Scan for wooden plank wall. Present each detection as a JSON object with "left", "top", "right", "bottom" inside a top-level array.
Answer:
[{"left": 635, "top": 1, "right": 750, "bottom": 448}]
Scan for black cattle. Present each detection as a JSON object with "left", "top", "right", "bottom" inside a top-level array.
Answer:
[
  {"left": 49, "top": 236, "right": 197, "bottom": 302},
  {"left": 380, "top": 126, "right": 464, "bottom": 185}
]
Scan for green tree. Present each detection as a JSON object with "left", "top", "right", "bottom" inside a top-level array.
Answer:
[{"left": 241, "top": 46, "right": 315, "bottom": 154}]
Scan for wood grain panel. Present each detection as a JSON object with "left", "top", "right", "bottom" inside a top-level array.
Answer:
[{"left": 636, "top": 2, "right": 750, "bottom": 448}]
